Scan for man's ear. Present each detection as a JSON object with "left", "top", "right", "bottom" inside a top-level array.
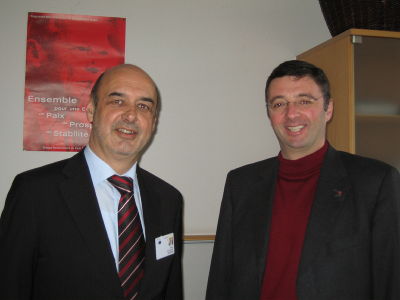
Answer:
[
  {"left": 151, "top": 114, "right": 158, "bottom": 133},
  {"left": 325, "top": 98, "right": 334, "bottom": 122},
  {"left": 86, "top": 100, "right": 95, "bottom": 123}
]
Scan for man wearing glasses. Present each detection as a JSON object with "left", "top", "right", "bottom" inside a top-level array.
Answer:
[{"left": 206, "top": 60, "right": 400, "bottom": 300}]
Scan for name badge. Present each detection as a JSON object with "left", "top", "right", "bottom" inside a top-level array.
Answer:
[{"left": 155, "top": 233, "right": 175, "bottom": 260}]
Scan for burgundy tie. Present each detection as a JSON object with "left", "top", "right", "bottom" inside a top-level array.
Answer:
[{"left": 108, "top": 175, "right": 145, "bottom": 300}]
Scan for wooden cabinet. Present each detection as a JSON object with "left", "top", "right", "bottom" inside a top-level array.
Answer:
[{"left": 297, "top": 29, "right": 400, "bottom": 170}]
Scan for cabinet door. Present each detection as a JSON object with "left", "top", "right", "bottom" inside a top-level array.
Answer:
[{"left": 354, "top": 36, "right": 400, "bottom": 170}]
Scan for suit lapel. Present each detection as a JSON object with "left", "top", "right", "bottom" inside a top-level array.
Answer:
[
  {"left": 59, "top": 151, "right": 123, "bottom": 296},
  {"left": 250, "top": 159, "right": 279, "bottom": 285},
  {"left": 136, "top": 167, "right": 162, "bottom": 293},
  {"left": 298, "top": 146, "right": 350, "bottom": 276},
  {"left": 137, "top": 168, "right": 161, "bottom": 242}
]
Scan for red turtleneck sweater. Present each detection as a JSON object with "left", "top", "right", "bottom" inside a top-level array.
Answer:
[{"left": 259, "top": 142, "right": 328, "bottom": 300}]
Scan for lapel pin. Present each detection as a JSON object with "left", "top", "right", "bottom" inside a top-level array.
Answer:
[{"left": 333, "top": 189, "right": 343, "bottom": 198}]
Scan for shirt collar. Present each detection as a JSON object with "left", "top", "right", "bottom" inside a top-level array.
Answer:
[{"left": 84, "top": 146, "right": 137, "bottom": 186}]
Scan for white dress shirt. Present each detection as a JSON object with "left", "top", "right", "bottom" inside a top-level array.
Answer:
[{"left": 84, "top": 146, "right": 146, "bottom": 270}]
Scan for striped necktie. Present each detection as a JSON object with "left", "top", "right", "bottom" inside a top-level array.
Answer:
[{"left": 108, "top": 175, "right": 145, "bottom": 300}]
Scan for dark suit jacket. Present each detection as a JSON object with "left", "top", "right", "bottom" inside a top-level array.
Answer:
[
  {"left": 0, "top": 151, "right": 183, "bottom": 300},
  {"left": 206, "top": 146, "right": 400, "bottom": 300}
]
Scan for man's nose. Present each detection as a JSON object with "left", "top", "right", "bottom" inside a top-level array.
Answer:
[
  {"left": 122, "top": 105, "right": 138, "bottom": 122},
  {"left": 285, "top": 101, "right": 301, "bottom": 118}
]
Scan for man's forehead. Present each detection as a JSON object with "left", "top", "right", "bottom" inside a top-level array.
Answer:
[
  {"left": 100, "top": 68, "right": 156, "bottom": 94},
  {"left": 269, "top": 75, "right": 320, "bottom": 94},
  {"left": 104, "top": 65, "right": 151, "bottom": 83},
  {"left": 273, "top": 75, "right": 315, "bottom": 84}
]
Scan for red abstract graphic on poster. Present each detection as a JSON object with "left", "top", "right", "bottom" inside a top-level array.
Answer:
[{"left": 23, "top": 12, "right": 126, "bottom": 151}]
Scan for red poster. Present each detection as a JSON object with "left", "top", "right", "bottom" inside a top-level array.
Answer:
[{"left": 23, "top": 12, "right": 125, "bottom": 151}]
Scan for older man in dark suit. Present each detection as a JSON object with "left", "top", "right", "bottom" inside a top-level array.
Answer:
[
  {"left": 0, "top": 64, "right": 183, "bottom": 300},
  {"left": 206, "top": 60, "right": 400, "bottom": 300}
]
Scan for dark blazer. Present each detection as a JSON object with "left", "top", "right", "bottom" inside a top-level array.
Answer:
[
  {"left": 206, "top": 146, "right": 400, "bottom": 300},
  {"left": 0, "top": 151, "right": 183, "bottom": 300}
]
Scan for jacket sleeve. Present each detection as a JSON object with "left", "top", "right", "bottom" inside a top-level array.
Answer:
[
  {"left": 0, "top": 174, "right": 37, "bottom": 300},
  {"left": 206, "top": 172, "right": 233, "bottom": 300},
  {"left": 372, "top": 166, "right": 400, "bottom": 300}
]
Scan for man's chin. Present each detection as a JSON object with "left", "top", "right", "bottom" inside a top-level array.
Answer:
[{"left": 112, "top": 145, "right": 141, "bottom": 159}]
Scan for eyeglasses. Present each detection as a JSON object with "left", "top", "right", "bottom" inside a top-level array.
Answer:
[{"left": 266, "top": 95, "right": 321, "bottom": 113}]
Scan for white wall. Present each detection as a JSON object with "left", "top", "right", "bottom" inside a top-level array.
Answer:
[{"left": 0, "top": 0, "right": 330, "bottom": 299}]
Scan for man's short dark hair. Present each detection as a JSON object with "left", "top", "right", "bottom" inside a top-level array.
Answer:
[{"left": 265, "top": 60, "right": 331, "bottom": 110}]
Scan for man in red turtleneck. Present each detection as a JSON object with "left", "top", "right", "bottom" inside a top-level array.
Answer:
[{"left": 206, "top": 60, "right": 400, "bottom": 300}]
